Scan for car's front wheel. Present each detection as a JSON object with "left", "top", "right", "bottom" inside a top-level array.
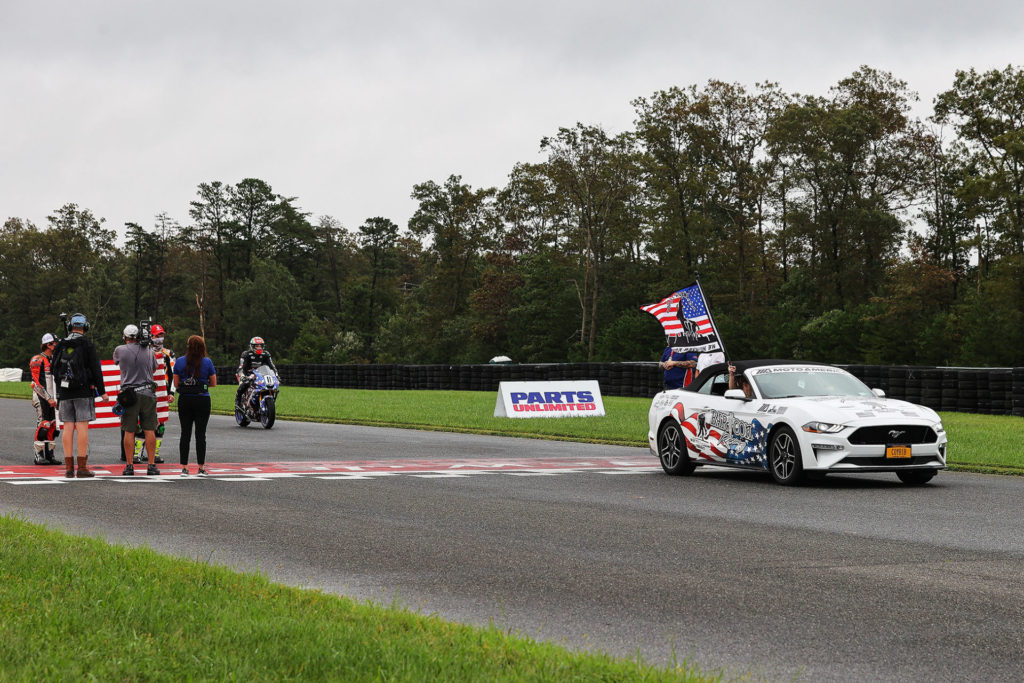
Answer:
[
  {"left": 658, "top": 421, "right": 696, "bottom": 475},
  {"left": 768, "top": 425, "right": 805, "bottom": 485},
  {"left": 896, "top": 469, "right": 936, "bottom": 486}
]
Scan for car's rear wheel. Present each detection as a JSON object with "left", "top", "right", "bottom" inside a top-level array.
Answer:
[
  {"left": 768, "top": 425, "right": 805, "bottom": 485},
  {"left": 896, "top": 469, "right": 936, "bottom": 486},
  {"left": 658, "top": 421, "right": 696, "bottom": 475}
]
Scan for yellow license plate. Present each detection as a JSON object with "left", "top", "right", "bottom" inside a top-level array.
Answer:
[{"left": 886, "top": 445, "right": 911, "bottom": 459}]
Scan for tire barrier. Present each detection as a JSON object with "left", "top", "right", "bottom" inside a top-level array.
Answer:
[{"left": 199, "top": 362, "right": 1024, "bottom": 415}]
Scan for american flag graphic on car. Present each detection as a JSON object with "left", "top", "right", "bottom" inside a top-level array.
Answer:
[{"left": 671, "top": 402, "right": 771, "bottom": 469}]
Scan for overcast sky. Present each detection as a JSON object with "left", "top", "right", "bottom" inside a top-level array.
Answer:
[{"left": 2, "top": 1, "right": 1021, "bottom": 242}]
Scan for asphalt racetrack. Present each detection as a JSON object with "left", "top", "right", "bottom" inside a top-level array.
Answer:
[{"left": 2, "top": 397, "right": 1023, "bottom": 681}]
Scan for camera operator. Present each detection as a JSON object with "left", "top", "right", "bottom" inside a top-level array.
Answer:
[
  {"left": 113, "top": 324, "right": 160, "bottom": 476},
  {"left": 122, "top": 321, "right": 173, "bottom": 464},
  {"left": 53, "top": 313, "right": 109, "bottom": 478}
]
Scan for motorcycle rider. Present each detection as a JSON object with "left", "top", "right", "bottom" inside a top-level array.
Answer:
[
  {"left": 30, "top": 333, "right": 61, "bottom": 465},
  {"left": 235, "top": 336, "right": 279, "bottom": 411}
]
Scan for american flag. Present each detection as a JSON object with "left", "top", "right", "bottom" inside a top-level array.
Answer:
[
  {"left": 57, "top": 360, "right": 170, "bottom": 429},
  {"left": 640, "top": 282, "right": 723, "bottom": 353}
]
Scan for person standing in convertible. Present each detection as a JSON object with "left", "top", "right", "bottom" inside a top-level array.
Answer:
[{"left": 659, "top": 335, "right": 697, "bottom": 389}]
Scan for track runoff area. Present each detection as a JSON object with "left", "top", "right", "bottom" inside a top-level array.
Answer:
[{"left": 5, "top": 379, "right": 639, "bottom": 483}]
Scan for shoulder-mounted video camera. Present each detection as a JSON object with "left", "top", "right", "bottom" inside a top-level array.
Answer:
[{"left": 138, "top": 319, "right": 152, "bottom": 347}]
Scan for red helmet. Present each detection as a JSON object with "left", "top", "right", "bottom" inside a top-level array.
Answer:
[{"left": 150, "top": 323, "right": 165, "bottom": 337}]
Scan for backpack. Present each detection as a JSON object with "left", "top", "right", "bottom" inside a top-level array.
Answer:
[{"left": 53, "top": 338, "right": 90, "bottom": 391}]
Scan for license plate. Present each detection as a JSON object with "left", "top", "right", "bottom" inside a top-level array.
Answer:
[{"left": 886, "top": 445, "right": 911, "bottom": 459}]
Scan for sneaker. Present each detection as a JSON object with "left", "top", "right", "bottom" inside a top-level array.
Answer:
[
  {"left": 181, "top": 467, "right": 189, "bottom": 476},
  {"left": 122, "top": 464, "right": 135, "bottom": 476},
  {"left": 154, "top": 455, "right": 165, "bottom": 464},
  {"left": 147, "top": 464, "right": 160, "bottom": 476},
  {"left": 197, "top": 467, "right": 208, "bottom": 476},
  {"left": 132, "top": 455, "right": 141, "bottom": 465}
]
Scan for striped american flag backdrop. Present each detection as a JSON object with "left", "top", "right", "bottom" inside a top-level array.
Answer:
[{"left": 57, "top": 360, "right": 169, "bottom": 429}]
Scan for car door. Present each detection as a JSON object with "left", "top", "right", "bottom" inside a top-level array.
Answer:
[
  {"left": 682, "top": 370, "right": 734, "bottom": 463},
  {"left": 719, "top": 375, "right": 771, "bottom": 468}
]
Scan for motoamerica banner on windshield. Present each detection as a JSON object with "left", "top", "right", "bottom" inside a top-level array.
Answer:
[{"left": 494, "top": 380, "right": 606, "bottom": 418}]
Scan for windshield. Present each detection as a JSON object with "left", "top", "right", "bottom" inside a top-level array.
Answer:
[
  {"left": 256, "top": 365, "right": 277, "bottom": 378},
  {"left": 751, "top": 367, "right": 873, "bottom": 399}
]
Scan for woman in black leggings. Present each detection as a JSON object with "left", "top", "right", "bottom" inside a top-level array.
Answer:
[{"left": 172, "top": 335, "right": 217, "bottom": 475}]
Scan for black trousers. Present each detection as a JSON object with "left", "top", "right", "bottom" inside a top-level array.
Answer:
[{"left": 177, "top": 395, "right": 211, "bottom": 466}]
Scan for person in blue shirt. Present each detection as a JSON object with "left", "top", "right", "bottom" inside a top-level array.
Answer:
[
  {"left": 660, "top": 336, "right": 698, "bottom": 389},
  {"left": 172, "top": 335, "right": 217, "bottom": 476}
]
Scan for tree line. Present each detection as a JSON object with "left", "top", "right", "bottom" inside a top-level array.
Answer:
[{"left": 2, "top": 64, "right": 1023, "bottom": 370}]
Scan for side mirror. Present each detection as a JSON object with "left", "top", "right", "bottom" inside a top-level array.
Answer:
[
  {"left": 872, "top": 388, "right": 885, "bottom": 398},
  {"left": 724, "top": 389, "right": 749, "bottom": 400}
]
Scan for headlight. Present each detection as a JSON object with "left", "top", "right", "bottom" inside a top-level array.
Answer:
[{"left": 802, "top": 421, "right": 845, "bottom": 434}]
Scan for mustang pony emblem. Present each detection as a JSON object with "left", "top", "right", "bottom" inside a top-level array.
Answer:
[{"left": 888, "top": 429, "right": 906, "bottom": 440}]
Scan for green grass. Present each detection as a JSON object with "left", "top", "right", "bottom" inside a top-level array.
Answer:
[
  {"left": 936, "top": 412, "right": 1024, "bottom": 474},
  {"left": 2, "top": 382, "right": 1022, "bottom": 472},
  {"left": 0, "top": 516, "right": 710, "bottom": 682},
  {"left": 215, "top": 387, "right": 649, "bottom": 445}
]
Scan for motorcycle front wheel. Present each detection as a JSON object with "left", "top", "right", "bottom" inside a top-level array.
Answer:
[{"left": 260, "top": 396, "right": 275, "bottom": 429}]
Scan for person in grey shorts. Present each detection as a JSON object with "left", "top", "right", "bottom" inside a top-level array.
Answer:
[
  {"left": 113, "top": 324, "right": 160, "bottom": 476},
  {"left": 53, "top": 313, "right": 109, "bottom": 478}
]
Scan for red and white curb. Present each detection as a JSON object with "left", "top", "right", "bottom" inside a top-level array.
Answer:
[{"left": 0, "top": 458, "right": 661, "bottom": 484}]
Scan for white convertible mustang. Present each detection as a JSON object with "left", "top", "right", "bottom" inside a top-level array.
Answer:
[{"left": 648, "top": 360, "right": 948, "bottom": 485}]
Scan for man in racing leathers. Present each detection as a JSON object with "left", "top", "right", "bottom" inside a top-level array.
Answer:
[
  {"left": 235, "top": 336, "right": 279, "bottom": 410},
  {"left": 30, "top": 333, "right": 61, "bottom": 465}
]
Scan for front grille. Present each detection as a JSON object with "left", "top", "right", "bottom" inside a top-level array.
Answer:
[
  {"left": 839, "top": 455, "right": 937, "bottom": 467},
  {"left": 847, "top": 425, "right": 938, "bottom": 445}
]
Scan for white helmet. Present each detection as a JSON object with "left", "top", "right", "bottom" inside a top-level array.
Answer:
[{"left": 123, "top": 324, "right": 140, "bottom": 339}]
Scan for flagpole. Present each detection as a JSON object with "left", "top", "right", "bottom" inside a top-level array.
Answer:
[{"left": 695, "top": 278, "right": 728, "bottom": 362}]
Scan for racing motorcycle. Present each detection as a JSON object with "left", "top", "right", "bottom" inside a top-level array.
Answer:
[{"left": 235, "top": 365, "right": 280, "bottom": 429}]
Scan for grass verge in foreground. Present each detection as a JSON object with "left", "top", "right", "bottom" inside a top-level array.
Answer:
[
  {"left": 1, "top": 382, "right": 1021, "bottom": 473},
  {"left": 0, "top": 516, "right": 710, "bottom": 682}
]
